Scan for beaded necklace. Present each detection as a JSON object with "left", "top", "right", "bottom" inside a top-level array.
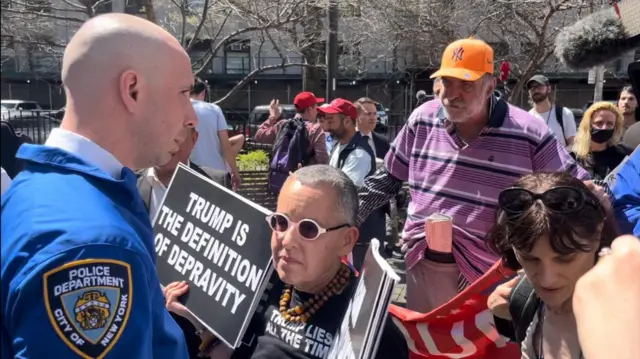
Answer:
[{"left": 279, "top": 264, "right": 351, "bottom": 323}]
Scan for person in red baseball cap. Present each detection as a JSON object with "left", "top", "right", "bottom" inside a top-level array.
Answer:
[
  {"left": 293, "top": 91, "right": 325, "bottom": 117},
  {"left": 254, "top": 92, "right": 329, "bottom": 169},
  {"left": 318, "top": 99, "right": 372, "bottom": 181},
  {"left": 318, "top": 99, "right": 359, "bottom": 155},
  {"left": 318, "top": 98, "right": 378, "bottom": 270}
]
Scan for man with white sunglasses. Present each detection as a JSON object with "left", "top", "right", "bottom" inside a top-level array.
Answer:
[{"left": 163, "top": 165, "right": 407, "bottom": 358}]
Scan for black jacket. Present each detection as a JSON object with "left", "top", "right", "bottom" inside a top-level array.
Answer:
[
  {"left": 332, "top": 133, "right": 386, "bottom": 247},
  {"left": 369, "top": 131, "right": 390, "bottom": 160}
]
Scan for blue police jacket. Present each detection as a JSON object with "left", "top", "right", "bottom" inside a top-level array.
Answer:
[
  {"left": 1, "top": 144, "right": 189, "bottom": 359},
  {"left": 612, "top": 148, "right": 640, "bottom": 236}
]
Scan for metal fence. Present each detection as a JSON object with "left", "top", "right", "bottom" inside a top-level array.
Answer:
[{"left": 1, "top": 109, "right": 407, "bottom": 149}]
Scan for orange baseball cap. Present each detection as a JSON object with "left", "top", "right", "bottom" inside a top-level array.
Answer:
[{"left": 430, "top": 38, "right": 494, "bottom": 81}]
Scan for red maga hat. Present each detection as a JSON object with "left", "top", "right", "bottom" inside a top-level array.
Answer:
[
  {"left": 317, "top": 98, "right": 358, "bottom": 119},
  {"left": 293, "top": 92, "right": 325, "bottom": 110}
]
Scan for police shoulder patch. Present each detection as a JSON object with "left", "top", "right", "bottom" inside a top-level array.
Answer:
[{"left": 43, "top": 259, "right": 133, "bottom": 359}]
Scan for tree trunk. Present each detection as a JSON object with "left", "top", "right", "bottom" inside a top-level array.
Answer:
[
  {"left": 141, "top": 0, "right": 157, "bottom": 24},
  {"left": 302, "top": 66, "right": 323, "bottom": 94},
  {"left": 299, "top": 10, "right": 324, "bottom": 94},
  {"left": 506, "top": 77, "right": 526, "bottom": 105}
]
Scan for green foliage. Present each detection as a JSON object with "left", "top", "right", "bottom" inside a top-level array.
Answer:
[{"left": 237, "top": 150, "right": 269, "bottom": 171}]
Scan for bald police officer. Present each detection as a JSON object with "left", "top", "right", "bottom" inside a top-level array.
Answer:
[{"left": 1, "top": 14, "right": 196, "bottom": 358}]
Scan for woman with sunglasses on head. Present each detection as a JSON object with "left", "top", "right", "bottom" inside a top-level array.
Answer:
[
  {"left": 162, "top": 165, "right": 406, "bottom": 359},
  {"left": 486, "top": 171, "right": 619, "bottom": 359},
  {"left": 571, "top": 101, "right": 633, "bottom": 181}
]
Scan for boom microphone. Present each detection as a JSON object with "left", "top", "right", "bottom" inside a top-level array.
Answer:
[
  {"left": 554, "top": 0, "right": 640, "bottom": 70},
  {"left": 416, "top": 90, "right": 427, "bottom": 101}
]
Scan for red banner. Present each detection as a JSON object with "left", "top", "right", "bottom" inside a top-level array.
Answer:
[{"left": 389, "top": 261, "right": 521, "bottom": 359}]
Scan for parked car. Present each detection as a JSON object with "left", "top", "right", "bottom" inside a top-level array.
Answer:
[
  {"left": 1, "top": 100, "right": 43, "bottom": 111},
  {"left": 375, "top": 102, "right": 389, "bottom": 133},
  {"left": 227, "top": 122, "right": 243, "bottom": 137}
]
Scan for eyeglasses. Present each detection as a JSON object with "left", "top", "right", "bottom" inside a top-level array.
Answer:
[
  {"left": 498, "top": 186, "right": 601, "bottom": 216},
  {"left": 265, "top": 213, "right": 350, "bottom": 241}
]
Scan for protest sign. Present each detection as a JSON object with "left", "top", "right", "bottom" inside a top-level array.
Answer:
[
  {"left": 328, "top": 239, "right": 400, "bottom": 358},
  {"left": 153, "top": 163, "right": 274, "bottom": 348}
]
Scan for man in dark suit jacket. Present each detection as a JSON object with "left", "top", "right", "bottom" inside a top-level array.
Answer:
[
  {"left": 136, "top": 127, "right": 229, "bottom": 359},
  {"left": 353, "top": 98, "right": 392, "bottom": 265},
  {"left": 353, "top": 98, "right": 390, "bottom": 158},
  {"left": 370, "top": 131, "right": 390, "bottom": 158}
]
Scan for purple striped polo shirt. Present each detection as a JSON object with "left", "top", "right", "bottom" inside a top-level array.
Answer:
[{"left": 385, "top": 99, "right": 589, "bottom": 283}]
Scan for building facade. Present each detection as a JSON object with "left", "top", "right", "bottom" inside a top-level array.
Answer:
[{"left": 1, "top": 0, "right": 637, "bottom": 123}]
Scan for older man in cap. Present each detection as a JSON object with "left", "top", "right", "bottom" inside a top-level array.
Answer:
[{"left": 356, "top": 37, "right": 588, "bottom": 313}]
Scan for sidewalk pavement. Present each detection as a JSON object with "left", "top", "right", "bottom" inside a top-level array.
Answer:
[{"left": 387, "top": 257, "right": 407, "bottom": 307}]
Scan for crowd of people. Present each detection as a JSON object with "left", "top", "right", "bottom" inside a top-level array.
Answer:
[{"left": 1, "top": 12, "right": 639, "bottom": 359}]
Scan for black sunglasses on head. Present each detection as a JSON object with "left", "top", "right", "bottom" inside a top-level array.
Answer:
[{"left": 498, "top": 186, "right": 601, "bottom": 216}]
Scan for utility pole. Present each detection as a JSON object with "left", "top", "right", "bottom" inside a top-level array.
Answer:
[
  {"left": 326, "top": 0, "right": 338, "bottom": 101},
  {"left": 589, "top": 0, "right": 604, "bottom": 102},
  {"left": 593, "top": 66, "right": 605, "bottom": 102}
]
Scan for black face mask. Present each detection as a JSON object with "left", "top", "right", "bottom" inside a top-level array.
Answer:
[{"left": 590, "top": 128, "right": 614, "bottom": 144}]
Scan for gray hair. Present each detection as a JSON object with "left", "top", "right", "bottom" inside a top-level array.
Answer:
[
  {"left": 292, "top": 165, "right": 359, "bottom": 226},
  {"left": 434, "top": 73, "right": 493, "bottom": 92}
]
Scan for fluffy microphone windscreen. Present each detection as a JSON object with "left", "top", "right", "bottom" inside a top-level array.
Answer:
[{"left": 555, "top": 8, "right": 640, "bottom": 69}]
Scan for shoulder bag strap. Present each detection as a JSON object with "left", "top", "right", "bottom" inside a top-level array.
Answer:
[{"left": 508, "top": 276, "right": 541, "bottom": 343}]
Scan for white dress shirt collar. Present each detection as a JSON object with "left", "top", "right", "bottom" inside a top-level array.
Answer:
[
  {"left": 45, "top": 128, "right": 124, "bottom": 180},
  {"left": 146, "top": 167, "right": 165, "bottom": 190},
  {"left": 146, "top": 161, "right": 189, "bottom": 189},
  {"left": 145, "top": 161, "right": 188, "bottom": 221}
]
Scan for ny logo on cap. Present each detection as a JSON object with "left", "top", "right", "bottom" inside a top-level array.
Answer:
[{"left": 451, "top": 47, "right": 464, "bottom": 62}]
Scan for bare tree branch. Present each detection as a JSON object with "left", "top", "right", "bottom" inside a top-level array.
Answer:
[
  {"left": 1, "top": 0, "right": 599, "bottom": 109},
  {"left": 184, "top": 0, "right": 210, "bottom": 52},
  {"left": 193, "top": 14, "right": 304, "bottom": 76},
  {"left": 214, "top": 62, "right": 326, "bottom": 104},
  {"left": 2, "top": 8, "right": 86, "bottom": 23}
]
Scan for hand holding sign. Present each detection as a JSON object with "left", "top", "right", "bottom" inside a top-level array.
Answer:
[{"left": 163, "top": 281, "right": 191, "bottom": 319}]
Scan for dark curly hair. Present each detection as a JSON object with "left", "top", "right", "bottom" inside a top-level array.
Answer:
[{"left": 486, "top": 172, "right": 618, "bottom": 271}]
